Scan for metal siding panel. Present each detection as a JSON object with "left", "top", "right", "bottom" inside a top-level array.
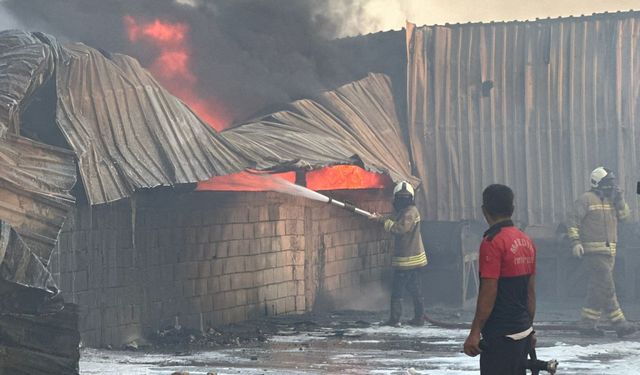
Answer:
[{"left": 408, "top": 12, "right": 640, "bottom": 224}]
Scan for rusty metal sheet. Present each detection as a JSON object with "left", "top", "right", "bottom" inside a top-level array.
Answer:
[
  {"left": 223, "top": 73, "right": 418, "bottom": 185},
  {"left": 0, "top": 134, "right": 76, "bottom": 264},
  {"left": 54, "top": 43, "right": 251, "bottom": 205},
  {"left": 407, "top": 12, "right": 640, "bottom": 224},
  {"left": 0, "top": 221, "right": 57, "bottom": 295}
]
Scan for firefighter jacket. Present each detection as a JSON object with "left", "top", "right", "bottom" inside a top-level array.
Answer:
[
  {"left": 383, "top": 205, "right": 427, "bottom": 270},
  {"left": 567, "top": 190, "right": 631, "bottom": 257}
]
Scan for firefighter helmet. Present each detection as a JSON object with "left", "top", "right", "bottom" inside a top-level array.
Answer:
[
  {"left": 393, "top": 181, "right": 414, "bottom": 198},
  {"left": 590, "top": 167, "right": 615, "bottom": 189}
]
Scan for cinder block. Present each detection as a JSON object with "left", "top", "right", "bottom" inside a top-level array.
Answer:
[
  {"left": 243, "top": 223, "right": 254, "bottom": 240},
  {"left": 264, "top": 267, "right": 276, "bottom": 285},
  {"left": 223, "top": 291, "right": 237, "bottom": 308},
  {"left": 260, "top": 238, "right": 272, "bottom": 253},
  {"left": 231, "top": 273, "right": 253, "bottom": 289},
  {"left": 196, "top": 227, "right": 210, "bottom": 244},
  {"left": 216, "top": 241, "right": 229, "bottom": 258},
  {"left": 209, "top": 225, "right": 223, "bottom": 242},
  {"left": 185, "top": 227, "right": 197, "bottom": 245},
  {"left": 275, "top": 298, "right": 286, "bottom": 315},
  {"left": 276, "top": 251, "right": 290, "bottom": 268},
  {"left": 183, "top": 279, "right": 196, "bottom": 297},
  {"left": 219, "top": 275, "right": 232, "bottom": 291},
  {"left": 265, "top": 253, "right": 277, "bottom": 268},
  {"left": 277, "top": 282, "right": 288, "bottom": 299},
  {"left": 285, "top": 296, "right": 296, "bottom": 313},
  {"left": 211, "top": 259, "right": 223, "bottom": 276},
  {"left": 295, "top": 296, "right": 306, "bottom": 312},
  {"left": 232, "top": 224, "right": 244, "bottom": 240},
  {"left": 187, "top": 262, "right": 199, "bottom": 279},
  {"left": 236, "top": 289, "right": 248, "bottom": 306},
  {"left": 226, "top": 257, "right": 245, "bottom": 274},
  {"left": 195, "top": 278, "right": 207, "bottom": 296},
  {"left": 207, "top": 277, "right": 220, "bottom": 293}
]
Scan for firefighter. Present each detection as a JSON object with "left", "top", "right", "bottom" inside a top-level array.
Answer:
[
  {"left": 371, "top": 181, "right": 427, "bottom": 327},
  {"left": 567, "top": 167, "right": 636, "bottom": 337}
]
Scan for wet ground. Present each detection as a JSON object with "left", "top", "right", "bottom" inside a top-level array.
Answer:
[{"left": 81, "top": 304, "right": 640, "bottom": 374}]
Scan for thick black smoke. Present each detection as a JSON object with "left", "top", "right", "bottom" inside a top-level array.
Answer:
[{"left": 2, "top": 0, "right": 404, "bottom": 126}]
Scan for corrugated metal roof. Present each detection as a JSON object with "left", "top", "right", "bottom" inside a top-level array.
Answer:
[
  {"left": 223, "top": 73, "right": 418, "bottom": 185},
  {"left": 0, "top": 134, "right": 76, "bottom": 264},
  {"left": 54, "top": 43, "right": 252, "bottom": 205},
  {"left": 407, "top": 11, "right": 640, "bottom": 224},
  {"left": 0, "top": 30, "right": 55, "bottom": 137}
]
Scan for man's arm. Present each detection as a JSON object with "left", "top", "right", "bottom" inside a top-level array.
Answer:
[
  {"left": 463, "top": 278, "right": 498, "bottom": 357},
  {"left": 384, "top": 208, "right": 419, "bottom": 234},
  {"left": 527, "top": 274, "right": 536, "bottom": 323}
]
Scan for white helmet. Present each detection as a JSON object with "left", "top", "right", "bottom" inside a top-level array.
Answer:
[
  {"left": 590, "top": 167, "right": 613, "bottom": 189},
  {"left": 393, "top": 181, "right": 414, "bottom": 198}
]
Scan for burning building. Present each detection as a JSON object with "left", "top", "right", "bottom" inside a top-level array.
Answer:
[
  {"left": 0, "top": 21, "right": 414, "bottom": 356},
  {"left": 2, "top": 4, "right": 640, "bottom": 373}
]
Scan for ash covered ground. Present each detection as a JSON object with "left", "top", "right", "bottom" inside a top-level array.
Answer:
[{"left": 81, "top": 303, "right": 640, "bottom": 374}]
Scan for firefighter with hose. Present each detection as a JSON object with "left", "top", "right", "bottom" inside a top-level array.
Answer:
[
  {"left": 566, "top": 167, "right": 637, "bottom": 337},
  {"left": 371, "top": 181, "right": 427, "bottom": 327}
]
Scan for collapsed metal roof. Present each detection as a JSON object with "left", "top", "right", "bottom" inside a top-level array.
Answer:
[
  {"left": 0, "top": 30, "right": 419, "bottom": 300},
  {"left": 223, "top": 73, "right": 418, "bottom": 185}
]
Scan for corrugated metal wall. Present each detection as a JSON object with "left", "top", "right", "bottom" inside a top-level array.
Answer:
[{"left": 407, "top": 13, "right": 640, "bottom": 225}]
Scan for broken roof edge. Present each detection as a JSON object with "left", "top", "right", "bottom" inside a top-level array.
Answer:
[{"left": 221, "top": 73, "right": 420, "bottom": 187}]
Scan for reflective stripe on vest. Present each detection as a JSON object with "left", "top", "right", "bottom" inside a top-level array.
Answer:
[
  {"left": 392, "top": 251, "right": 427, "bottom": 268},
  {"left": 583, "top": 241, "right": 617, "bottom": 256}
]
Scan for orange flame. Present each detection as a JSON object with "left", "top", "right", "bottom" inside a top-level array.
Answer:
[
  {"left": 123, "top": 15, "right": 229, "bottom": 130},
  {"left": 123, "top": 16, "right": 388, "bottom": 192},
  {"left": 306, "top": 165, "right": 390, "bottom": 191}
]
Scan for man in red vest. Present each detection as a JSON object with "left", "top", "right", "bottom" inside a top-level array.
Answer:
[{"left": 464, "top": 184, "right": 536, "bottom": 375}]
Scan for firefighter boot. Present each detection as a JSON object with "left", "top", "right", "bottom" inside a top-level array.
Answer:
[
  {"left": 614, "top": 320, "right": 637, "bottom": 338},
  {"left": 578, "top": 318, "right": 605, "bottom": 337},
  {"left": 407, "top": 298, "right": 425, "bottom": 327},
  {"left": 383, "top": 299, "right": 402, "bottom": 327}
]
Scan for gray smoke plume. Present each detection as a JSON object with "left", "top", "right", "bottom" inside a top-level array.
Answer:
[
  {"left": 2, "top": 0, "right": 401, "bottom": 127},
  {"left": 0, "top": 1, "right": 22, "bottom": 29}
]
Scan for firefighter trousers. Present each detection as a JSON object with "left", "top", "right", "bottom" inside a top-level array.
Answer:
[
  {"left": 581, "top": 254, "right": 625, "bottom": 324},
  {"left": 389, "top": 267, "right": 424, "bottom": 321}
]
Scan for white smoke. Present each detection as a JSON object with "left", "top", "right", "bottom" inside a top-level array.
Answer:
[{"left": 0, "top": 0, "right": 22, "bottom": 30}]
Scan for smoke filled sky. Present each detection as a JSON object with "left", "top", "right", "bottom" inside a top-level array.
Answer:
[
  {"left": 1, "top": 0, "right": 639, "bottom": 127},
  {"left": 346, "top": 0, "right": 640, "bottom": 35}
]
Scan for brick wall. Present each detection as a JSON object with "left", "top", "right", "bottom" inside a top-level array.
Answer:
[{"left": 49, "top": 189, "right": 392, "bottom": 347}]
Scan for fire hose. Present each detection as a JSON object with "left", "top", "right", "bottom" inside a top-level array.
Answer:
[{"left": 326, "top": 197, "right": 376, "bottom": 219}]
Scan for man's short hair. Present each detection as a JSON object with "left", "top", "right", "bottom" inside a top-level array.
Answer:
[{"left": 482, "top": 184, "right": 515, "bottom": 217}]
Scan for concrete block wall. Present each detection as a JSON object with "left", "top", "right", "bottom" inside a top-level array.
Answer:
[{"left": 50, "top": 189, "right": 392, "bottom": 348}]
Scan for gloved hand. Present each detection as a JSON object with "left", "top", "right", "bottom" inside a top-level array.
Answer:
[
  {"left": 612, "top": 186, "right": 624, "bottom": 205},
  {"left": 370, "top": 213, "right": 385, "bottom": 223},
  {"left": 572, "top": 243, "right": 584, "bottom": 258}
]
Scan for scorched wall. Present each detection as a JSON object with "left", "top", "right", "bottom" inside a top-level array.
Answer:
[{"left": 49, "top": 189, "right": 391, "bottom": 348}]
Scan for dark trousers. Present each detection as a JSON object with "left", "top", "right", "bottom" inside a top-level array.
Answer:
[
  {"left": 389, "top": 268, "right": 424, "bottom": 320},
  {"left": 479, "top": 335, "right": 531, "bottom": 375}
]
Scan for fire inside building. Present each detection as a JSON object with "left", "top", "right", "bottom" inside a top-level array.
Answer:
[{"left": 1, "top": 5, "right": 640, "bottom": 375}]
